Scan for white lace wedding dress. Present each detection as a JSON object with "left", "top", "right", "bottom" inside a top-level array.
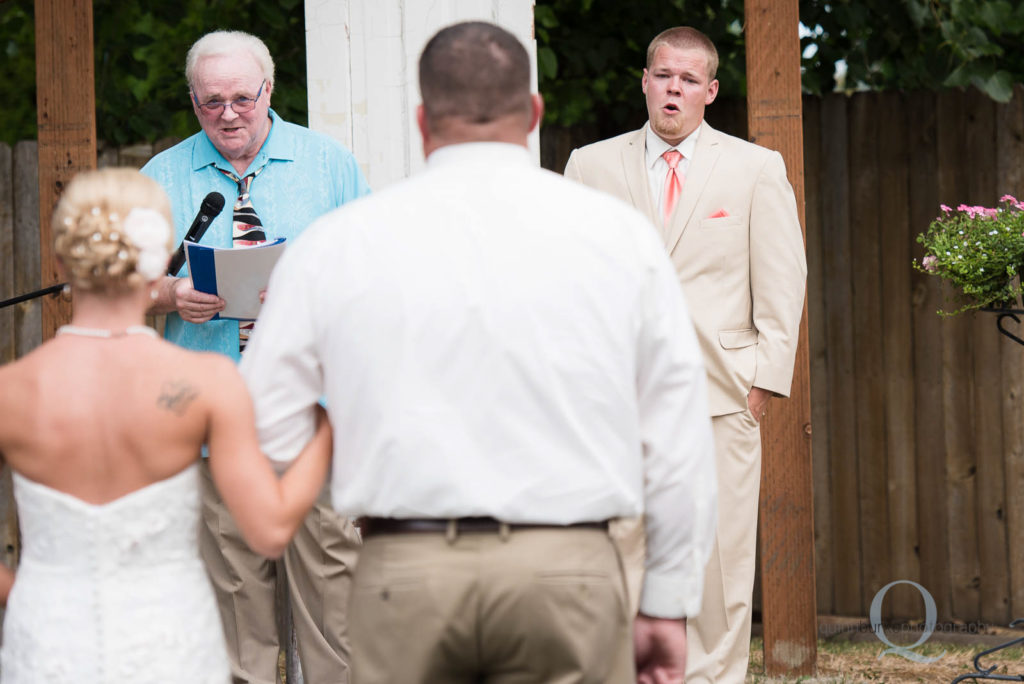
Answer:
[{"left": 0, "top": 463, "right": 230, "bottom": 683}]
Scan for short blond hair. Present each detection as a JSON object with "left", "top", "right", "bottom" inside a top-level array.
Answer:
[
  {"left": 646, "top": 27, "right": 719, "bottom": 81},
  {"left": 54, "top": 168, "right": 173, "bottom": 293}
]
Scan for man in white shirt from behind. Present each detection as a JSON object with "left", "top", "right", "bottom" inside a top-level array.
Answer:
[{"left": 240, "top": 20, "right": 716, "bottom": 684}]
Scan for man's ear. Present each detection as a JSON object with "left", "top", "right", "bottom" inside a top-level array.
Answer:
[
  {"left": 642, "top": 68, "right": 650, "bottom": 95},
  {"left": 705, "top": 79, "right": 719, "bottom": 106},
  {"left": 417, "top": 104, "right": 433, "bottom": 156},
  {"left": 528, "top": 94, "right": 544, "bottom": 133}
]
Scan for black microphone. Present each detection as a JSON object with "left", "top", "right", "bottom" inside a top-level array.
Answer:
[{"left": 167, "top": 191, "right": 226, "bottom": 276}]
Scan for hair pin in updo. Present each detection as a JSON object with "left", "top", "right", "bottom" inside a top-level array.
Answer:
[{"left": 90, "top": 206, "right": 101, "bottom": 216}]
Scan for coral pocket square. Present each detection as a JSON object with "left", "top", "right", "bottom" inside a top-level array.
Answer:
[{"left": 708, "top": 209, "right": 730, "bottom": 218}]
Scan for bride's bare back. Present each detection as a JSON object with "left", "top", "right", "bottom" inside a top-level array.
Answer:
[{"left": 0, "top": 332, "right": 241, "bottom": 504}]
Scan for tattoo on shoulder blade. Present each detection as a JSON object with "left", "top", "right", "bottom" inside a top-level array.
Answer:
[{"left": 158, "top": 380, "right": 199, "bottom": 416}]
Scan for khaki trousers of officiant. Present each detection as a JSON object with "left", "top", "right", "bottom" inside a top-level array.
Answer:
[
  {"left": 349, "top": 525, "right": 633, "bottom": 684},
  {"left": 198, "top": 460, "right": 362, "bottom": 684}
]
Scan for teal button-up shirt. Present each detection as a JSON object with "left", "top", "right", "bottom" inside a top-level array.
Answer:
[{"left": 142, "top": 109, "right": 370, "bottom": 361}]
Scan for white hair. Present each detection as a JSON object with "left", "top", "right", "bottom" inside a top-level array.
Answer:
[{"left": 185, "top": 30, "right": 275, "bottom": 88}]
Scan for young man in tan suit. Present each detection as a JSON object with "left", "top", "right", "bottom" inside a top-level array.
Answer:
[{"left": 564, "top": 26, "right": 807, "bottom": 683}]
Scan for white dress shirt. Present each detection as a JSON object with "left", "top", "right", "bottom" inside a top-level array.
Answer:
[
  {"left": 645, "top": 124, "right": 699, "bottom": 224},
  {"left": 240, "top": 141, "right": 716, "bottom": 619}
]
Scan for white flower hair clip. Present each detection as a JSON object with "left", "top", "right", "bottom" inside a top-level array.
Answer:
[{"left": 123, "top": 208, "right": 171, "bottom": 281}]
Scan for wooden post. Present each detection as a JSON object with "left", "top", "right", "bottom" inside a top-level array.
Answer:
[
  {"left": 744, "top": 0, "right": 817, "bottom": 676},
  {"left": 34, "top": 0, "right": 96, "bottom": 339}
]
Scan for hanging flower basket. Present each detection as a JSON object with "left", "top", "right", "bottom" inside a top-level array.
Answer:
[{"left": 914, "top": 196, "right": 1024, "bottom": 316}]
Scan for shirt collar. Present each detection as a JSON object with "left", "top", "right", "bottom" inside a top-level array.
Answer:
[
  {"left": 192, "top": 108, "right": 295, "bottom": 174},
  {"left": 645, "top": 122, "right": 701, "bottom": 170},
  {"left": 425, "top": 142, "right": 532, "bottom": 169}
]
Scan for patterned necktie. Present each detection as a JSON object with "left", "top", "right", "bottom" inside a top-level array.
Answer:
[
  {"left": 662, "top": 148, "right": 684, "bottom": 226},
  {"left": 218, "top": 166, "right": 266, "bottom": 352}
]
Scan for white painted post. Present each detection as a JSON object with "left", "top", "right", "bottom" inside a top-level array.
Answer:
[{"left": 305, "top": 0, "right": 538, "bottom": 191}]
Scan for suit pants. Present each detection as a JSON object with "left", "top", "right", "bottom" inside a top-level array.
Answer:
[
  {"left": 198, "top": 460, "right": 362, "bottom": 684},
  {"left": 348, "top": 525, "right": 633, "bottom": 684},
  {"left": 686, "top": 409, "right": 762, "bottom": 684}
]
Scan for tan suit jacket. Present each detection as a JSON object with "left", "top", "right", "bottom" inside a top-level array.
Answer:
[{"left": 565, "top": 122, "right": 806, "bottom": 416}]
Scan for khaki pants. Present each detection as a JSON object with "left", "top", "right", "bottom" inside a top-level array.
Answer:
[
  {"left": 612, "top": 409, "right": 761, "bottom": 683},
  {"left": 199, "top": 460, "right": 362, "bottom": 684},
  {"left": 686, "top": 409, "right": 762, "bottom": 684},
  {"left": 349, "top": 525, "right": 633, "bottom": 684}
]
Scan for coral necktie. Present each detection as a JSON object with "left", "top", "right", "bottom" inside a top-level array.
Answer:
[{"left": 662, "top": 148, "right": 684, "bottom": 226}]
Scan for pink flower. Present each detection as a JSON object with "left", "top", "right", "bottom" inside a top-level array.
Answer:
[
  {"left": 940, "top": 204, "right": 952, "bottom": 213},
  {"left": 984, "top": 208, "right": 999, "bottom": 218},
  {"left": 922, "top": 255, "right": 938, "bottom": 271},
  {"left": 1001, "top": 194, "right": 1018, "bottom": 204}
]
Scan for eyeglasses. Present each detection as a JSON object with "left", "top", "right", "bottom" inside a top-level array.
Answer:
[{"left": 192, "top": 80, "right": 266, "bottom": 116}]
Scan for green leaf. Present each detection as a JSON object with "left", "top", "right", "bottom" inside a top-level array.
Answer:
[
  {"left": 976, "top": 69, "right": 1015, "bottom": 102},
  {"left": 534, "top": 5, "right": 558, "bottom": 29},
  {"left": 538, "top": 46, "right": 558, "bottom": 81}
]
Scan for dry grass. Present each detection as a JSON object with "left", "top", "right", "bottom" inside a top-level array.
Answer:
[{"left": 746, "top": 636, "right": 1024, "bottom": 683}]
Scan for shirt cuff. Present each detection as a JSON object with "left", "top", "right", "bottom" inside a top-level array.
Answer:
[{"left": 639, "top": 568, "right": 704, "bottom": 619}]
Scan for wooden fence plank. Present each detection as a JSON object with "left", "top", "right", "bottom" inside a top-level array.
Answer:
[
  {"left": 849, "top": 92, "right": 892, "bottom": 612},
  {"left": 937, "top": 89, "right": 981, "bottom": 622},
  {"left": 878, "top": 91, "right": 921, "bottom": 618},
  {"left": 803, "top": 95, "right": 834, "bottom": 617},
  {"left": 964, "top": 94, "right": 1010, "bottom": 626},
  {"left": 908, "top": 91, "right": 953, "bottom": 620},
  {"left": 13, "top": 141, "right": 41, "bottom": 358},
  {"left": 1, "top": 143, "right": 13, "bottom": 365},
  {"left": 820, "top": 94, "right": 862, "bottom": 615},
  {"left": 997, "top": 84, "right": 1024, "bottom": 621}
]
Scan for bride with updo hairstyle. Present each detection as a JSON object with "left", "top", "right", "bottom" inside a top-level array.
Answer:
[
  {"left": 53, "top": 167, "right": 175, "bottom": 294},
  {"left": 0, "top": 168, "right": 332, "bottom": 683}
]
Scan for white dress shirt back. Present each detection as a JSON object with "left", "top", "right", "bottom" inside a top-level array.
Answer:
[{"left": 240, "top": 142, "right": 716, "bottom": 618}]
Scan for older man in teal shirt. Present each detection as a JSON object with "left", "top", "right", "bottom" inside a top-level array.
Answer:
[
  {"left": 145, "top": 108, "right": 368, "bottom": 360},
  {"left": 142, "top": 30, "right": 369, "bottom": 684}
]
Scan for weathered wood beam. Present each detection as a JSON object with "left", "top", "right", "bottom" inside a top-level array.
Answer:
[
  {"left": 35, "top": 0, "right": 96, "bottom": 339},
  {"left": 744, "top": 0, "right": 818, "bottom": 676}
]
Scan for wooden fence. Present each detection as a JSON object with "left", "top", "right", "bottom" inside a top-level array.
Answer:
[
  {"left": 5, "top": 87, "right": 1024, "bottom": 624},
  {"left": 802, "top": 87, "right": 1024, "bottom": 626}
]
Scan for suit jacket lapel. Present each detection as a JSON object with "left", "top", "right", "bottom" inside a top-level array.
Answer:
[
  {"left": 621, "top": 125, "right": 658, "bottom": 226},
  {"left": 666, "top": 121, "right": 721, "bottom": 255}
]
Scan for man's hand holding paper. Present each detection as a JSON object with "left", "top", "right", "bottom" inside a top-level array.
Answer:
[{"left": 185, "top": 238, "right": 286, "bottom": 320}]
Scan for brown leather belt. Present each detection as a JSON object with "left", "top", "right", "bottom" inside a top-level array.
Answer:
[{"left": 360, "top": 516, "right": 608, "bottom": 537}]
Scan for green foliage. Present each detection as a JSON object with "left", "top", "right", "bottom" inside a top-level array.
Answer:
[
  {"left": 0, "top": 2, "right": 37, "bottom": 143},
  {"left": 800, "top": 0, "right": 1024, "bottom": 102},
  {"left": 1, "top": 0, "right": 307, "bottom": 146},
  {"left": 914, "top": 197, "right": 1024, "bottom": 315}
]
